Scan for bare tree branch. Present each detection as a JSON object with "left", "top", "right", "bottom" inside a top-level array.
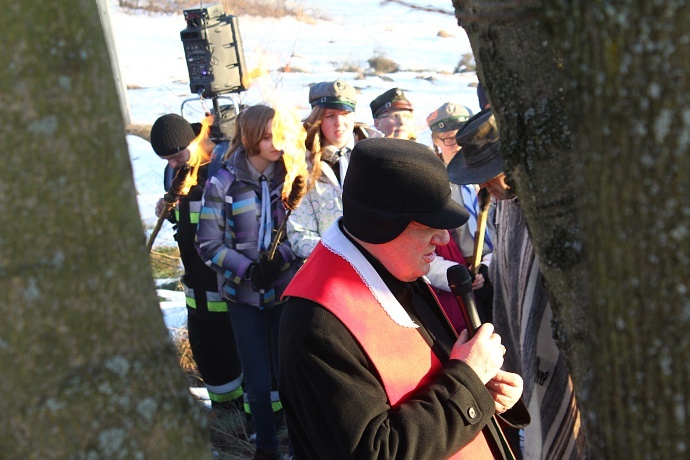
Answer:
[{"left": 381, "top": 0, "right": 453, "bottom": 15}]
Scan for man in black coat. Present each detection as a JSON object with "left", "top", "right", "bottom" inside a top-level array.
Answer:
[{"left": 279, "top": 138, "right": 529, "bottom": 459}]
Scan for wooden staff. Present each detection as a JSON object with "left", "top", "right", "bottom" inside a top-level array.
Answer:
[
  {"left": 471, "top": 187, "right": 492, "bottom": 275},
  {"left": 145, "top": 165, "right": 191, "bottom": 253}
]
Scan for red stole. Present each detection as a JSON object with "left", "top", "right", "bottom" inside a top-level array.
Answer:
[{"left": 284, "top": 242, "right": 496, "bottom": 459}]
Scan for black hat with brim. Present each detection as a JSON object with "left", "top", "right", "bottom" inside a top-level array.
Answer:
[
  {"left": 343, "top": 138, "right": 469, "bottom": 244},
  {"left": 447, "top": 108, "right": 505, "bottom": 185}
]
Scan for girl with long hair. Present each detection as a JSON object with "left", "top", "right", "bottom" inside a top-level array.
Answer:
[
  {"left": 196, "top": 104, "right": 299, "bottom": 460},
  {"left": 287, "top": 80, "right": 378, "bottom": 258}
]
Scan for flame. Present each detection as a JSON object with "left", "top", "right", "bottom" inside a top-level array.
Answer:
[
  {"left": 241, "top": 54, "right": 271, "bottom": 90},
  {"left": 180, "top": 114, "right": 214, "bottom": 195},
  {"left": 272, "top": 100, "right": 308, "bottom": 210},
  {"left": 239, "top": 51, "right": 308, "bottom": 210}
]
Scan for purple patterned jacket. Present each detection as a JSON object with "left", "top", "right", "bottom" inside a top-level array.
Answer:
[{"left": 195, "top": 147, "right": 299, "bottom": 308}]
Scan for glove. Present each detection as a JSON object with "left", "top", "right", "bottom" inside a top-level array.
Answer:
[
  {"left": 246, "top": 263, "right": 273, "bottom": 291},
  {"left": 478, "top": 263, "right": 490, "bottom": 283},
  {"left": 247, "top": 253, "right": 290, "bottom": 291},
  {"left": 247, "top": 255, "right": 284, "bottom": 291},
  {"left": 264, "top": 252, "right": 289, "bottom": 272}
]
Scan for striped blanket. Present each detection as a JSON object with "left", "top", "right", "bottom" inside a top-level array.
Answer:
[{"left": 491, "top": 198, "right": 587, "bottom": 459}]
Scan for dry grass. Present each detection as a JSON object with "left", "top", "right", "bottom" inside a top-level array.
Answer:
[
  {"left": 172, "top": 328, "right": 257, "bottom": 458},
  {"left": 150, "top": 245, "right": 184, "bottom": 281},
  {"left": 172, "top": 327, "right": 204, "bottom": 387},
  {"left": 336, "top": 61, "right": 364, "bottom": 74},
  {"left": 210, "top": 411, "right": 256, "bottom": 459},
  {"left": 454, "top": 52, "right": 476, "bottom": 73},
  {"left": 125, "top": 123, "right": 152, "bottom": 142},
  {"left": 368, "top": 53, "right": 400, "bottom": 74}
]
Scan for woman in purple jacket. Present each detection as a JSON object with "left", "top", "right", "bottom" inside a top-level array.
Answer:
[{"left": 196, "top": 104, "right": 299, "bottom": 460}]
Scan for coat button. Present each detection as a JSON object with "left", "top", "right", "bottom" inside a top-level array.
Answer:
[{"left": 468, "top": 407, "right": 477, "bottom": 419}]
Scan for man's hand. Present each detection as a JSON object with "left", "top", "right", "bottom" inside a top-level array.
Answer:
[
  {"left": 486, "top": 370, "right": 523, "bottom": 414},
  {"left": 155, "top": 198, "right": 166, "bottom": 218},
  {"left": 450, "top": 323, "right": 504, "bottom": 384},
  {"left": 471, "top": 272, "right": 485, "bottom": 290}
]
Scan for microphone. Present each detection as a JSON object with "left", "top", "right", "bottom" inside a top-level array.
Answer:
[
  {"left": 447, "top": 264, "right": 482, "bottom": 338},
  {"left": 447, "top": 265, "right": 532, "bottom": 423}
]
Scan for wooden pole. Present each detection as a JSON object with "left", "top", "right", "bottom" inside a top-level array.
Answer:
[{"left": 471, "top": 188, "right": 491, "bottom": 275}]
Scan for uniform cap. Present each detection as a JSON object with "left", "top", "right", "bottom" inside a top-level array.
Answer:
[
  {"left": 309, "top": 80, "right": 357, "bottom": 112},
  {"left": 370, "top": 88, "right": 414, "bottom": 119},
  {"left": 426, "top": 103, "right": 473, "bottom": 133}
]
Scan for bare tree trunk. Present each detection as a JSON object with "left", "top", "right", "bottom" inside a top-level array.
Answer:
[
  {"left": 454, "top": 0, "right": 690, "bottom": 458},
  {"left": 0, "top": 1, "right": 210, "bottom": 457}
]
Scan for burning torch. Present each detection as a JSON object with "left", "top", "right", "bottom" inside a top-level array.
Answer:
[
  {"left": 264, "top": 103, "right": 308, "bottom": 262},
  {"left": 146, "top": 165, "right": 192, "bottom": 253}
]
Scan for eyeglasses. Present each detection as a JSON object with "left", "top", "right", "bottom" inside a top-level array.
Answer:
[
  {"left": 378, "top": 113, "right": 413, "bottom": 123},
  {"left": 440, "top": 136, "right": 457, "bottom": 146}
]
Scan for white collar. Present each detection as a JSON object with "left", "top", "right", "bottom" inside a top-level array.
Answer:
[{"left": 321, "top": 222, "right": 419, "bottom": 329}]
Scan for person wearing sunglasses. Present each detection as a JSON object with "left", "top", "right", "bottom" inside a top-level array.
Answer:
[{"left": 425, "top": 102, "right": 497, "bottom": 329}]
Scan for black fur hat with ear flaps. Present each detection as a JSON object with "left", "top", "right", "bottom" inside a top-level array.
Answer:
[{"left": 342, "top": 137, "right": 469, "bottom": 244}]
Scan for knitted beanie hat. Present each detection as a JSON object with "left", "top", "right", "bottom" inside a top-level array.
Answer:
[{"left": 150, "top": 114, "right": 196, "bottom": 157}]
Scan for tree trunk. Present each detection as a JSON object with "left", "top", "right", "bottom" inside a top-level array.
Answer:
[
  {"left": 454, "top": 0, "right": 690, "bottom": 458},
  {"left": 0, "top": 1, "right": 210, "bottom": 458}
]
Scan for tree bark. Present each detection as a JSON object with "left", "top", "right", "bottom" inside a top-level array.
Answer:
[
  {"left": 0, "top": 1, "right": 210, "bottom": 458},
  {"left": 454, "top": 0, "right": 690, "bottom": 457}
]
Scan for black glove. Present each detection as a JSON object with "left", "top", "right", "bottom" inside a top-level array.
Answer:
[
  {"left": 247, "top": 253, "right": 290, "bottom": 291},
  {"left": 478, "top": 263, "right": 490, "bottom": 283},
  {"left": 246, "top": 263, "right": 273, "bottom": 291},
  {"left": 264, "top": 252, "right": 289, "bottom": 272}
]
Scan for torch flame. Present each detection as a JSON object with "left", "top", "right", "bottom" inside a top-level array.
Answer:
[
  {"left": 180, "top": 114, "right": 214, "bottom": 195},
  {"left": 241, "top": 54, "right": 271, "bottom": 90},
  {"left": 272, "top": 102, "right": 308, "bottom": 211},
  {"left": 240, "top": 52, "right": 308, "bottom": 210}
]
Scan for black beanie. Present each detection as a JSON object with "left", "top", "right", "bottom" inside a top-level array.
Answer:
[
  {"left": 342, "top": 138, "right": 469, "bottom": 244},
  {"left": 150, "top": 114, "right": 196, "bottom": 157}
]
